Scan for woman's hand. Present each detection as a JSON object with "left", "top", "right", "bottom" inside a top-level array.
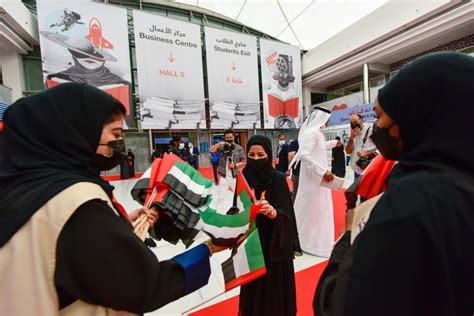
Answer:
[
  {"left": 146, "top": 207, "right": 159, "bottom": 226},
  {"left": 129, "top": 207, "right": 159, "bottom": 226},
  {"left": 259, "top": 200, "right": 277, "bottom": 219}
]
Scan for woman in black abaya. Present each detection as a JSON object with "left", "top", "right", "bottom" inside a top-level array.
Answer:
[
  {"left": 314, "top": 52, "right": 474, "bottom": 316},
  {"left": 240, "top": 135, "right": 301, "bottom": 316},
  {"left": 120, "top": 148, "right": 136, "bottom": 179}
]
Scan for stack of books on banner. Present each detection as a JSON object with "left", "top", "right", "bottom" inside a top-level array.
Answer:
[
  {"left": 211, "top": 101, "right": 259, "bottom": 129},
  {"left": 235, "top": 103, "right": 259, "bottom": 128},
  {"left": 174, "top": 100, "right": 205, "bottom": 127},
  {"left": 141, "top": 97, "right": 205, "bottom": 129},
  {"left": 211, "top": 101, "right": 236, "bottom": 127}
]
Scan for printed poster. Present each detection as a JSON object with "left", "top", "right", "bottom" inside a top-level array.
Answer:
[
  {"left": 205, "top": 27, "right": 260, "bottom": 129},
  {"left": 37, "top": 0, "right": 135, "bottom": 128},
  {"left": 134, "top": 10, "right": 206, "bottom": 130},
  {"left": 260, "top": 39, "right": 302, "bottom": 129}
]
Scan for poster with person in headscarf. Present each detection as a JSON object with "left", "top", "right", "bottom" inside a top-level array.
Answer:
[{"left": 37, "top": 0, "right": 135, "bottom": 128}]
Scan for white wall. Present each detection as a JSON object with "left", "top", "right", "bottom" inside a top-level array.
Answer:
[
  {"left": 0, "top": 84, "right": 12, "bottom": 104},
  {"left": 0, "top": 0, "right": 39, "bottom": 44},
  {"left": 1, "top": 53, "right": 26, "bottom": 101},
  {"left": 302, "top": 1, "right": 452, "bottom": 76}
]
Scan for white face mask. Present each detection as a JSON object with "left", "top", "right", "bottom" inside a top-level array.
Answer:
[
  {"left": 179, "top": 143, "right": 185, "bottom": 150},
  {"left": 278, "top": 140, "right": 285, "bottom": 146}
]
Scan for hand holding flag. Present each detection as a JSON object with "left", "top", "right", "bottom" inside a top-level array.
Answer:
[
  {"left": 256, "top": 191, "right": 277, "bottom": 219},
  {"left": 133, "top": 185, "right": 159, "bottom": 240}
]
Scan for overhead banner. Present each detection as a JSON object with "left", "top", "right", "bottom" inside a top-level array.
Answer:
[
  {"left": 205, "top": 27, "right": 260, "bottom": 129},
  {"left": 327, "top": 103, "right": 376, "bottom": 127},
  {"left": 260, "top": 39, "right": 302, "bottom": 129},
  {"left": 36, "top": 1, "right": 135, "bottom": 128},
  {"left": 134, "top": 11, "right": 206, "bottom": 130},
  {"left": 312, "top": 92, "right": 364, "bottom": 113}
]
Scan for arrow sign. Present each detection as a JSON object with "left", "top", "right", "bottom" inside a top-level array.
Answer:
[
  {"left": 168, "top": 52, "right": 175, "bottom": 63},
  {"left": 231, "top": 61, "right": 237, "bottom": 71}
]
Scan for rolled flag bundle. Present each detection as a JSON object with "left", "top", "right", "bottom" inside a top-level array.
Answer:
[
  {"left": 131, "top": 153, "right": 213, "bottom": 246},
  {"left": 221, "top": 228, "right": 266, "bottom": 291}
]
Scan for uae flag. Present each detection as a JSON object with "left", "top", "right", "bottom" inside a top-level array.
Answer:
[
  {"left": 198, "top": 170, "right": 261, "bottom": 247},
  {"left": 221, "top": 228, "right": 266, "bottom": 291},
  {"left": 345, "top": 155, "right": 396, "bottom": 209},
  {"left": 163, "top": 160, "right": 213, "bottom": 207},
  {"left": 130, "top": 154, "right": 212, "bottom": 246}
]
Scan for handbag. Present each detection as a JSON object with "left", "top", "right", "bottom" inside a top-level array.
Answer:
[{"left": 355, "top": 127, "right": 377, "bottom": 171}]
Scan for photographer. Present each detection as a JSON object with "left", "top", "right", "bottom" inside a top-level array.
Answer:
[
  {"left": 345, "top": 114, "right": 376, "bottom": 179},
  {"left": 209, "top": 129, "right": 246, "bottom": 179}
]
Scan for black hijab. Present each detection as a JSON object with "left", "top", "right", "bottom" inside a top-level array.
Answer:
[
  {"left": 378, "top": 52, "right": 474, "bottom": 175},
  {"left": 243, "top": 134, "right": 277, "bottom": 194},
  {"left": 0, "top": 83, "right": 117, "bottom": 247}
]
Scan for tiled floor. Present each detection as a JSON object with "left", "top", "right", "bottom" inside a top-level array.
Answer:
[{"left": 111, "top": 168, "right": 354, "bottom": 316}]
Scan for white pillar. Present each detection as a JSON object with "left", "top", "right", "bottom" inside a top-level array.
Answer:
[
  {"left": 302, "top": 85, "right": 312, "bottom": 119},
  {"left": 0, "top": 53, "right": 26, "bottom": 102},
  {"left": 148, "top": 129, "right": 153, "bottom": 154},
  {"left": 363, "top": 63, "right": 370, "bottom": 104}
]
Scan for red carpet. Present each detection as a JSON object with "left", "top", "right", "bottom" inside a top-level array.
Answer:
[
  {"left": 190, "top": 261, "right": 330, "bottom": 316},
  {"left": 191, "top": 189, "right": 346, "bottom": 316},
  {"left": 332, "top": 190, "right": 346, "bottom": 239}
]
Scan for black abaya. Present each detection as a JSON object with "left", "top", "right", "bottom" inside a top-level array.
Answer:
[
  {"left": 331, "top": 145, "right": 346, "bottom": 178},
  {"left": 315, "top": 166, "right": 474, "bottom": 316},
  {"left": 240, "top": 172, "right": 299, "bottom": 316},
  {"left": 120, "top": 150, "right": 135, "bottom": 179},
  {"left": 240, "top": 135, "right": 301, "bottom": 316}
]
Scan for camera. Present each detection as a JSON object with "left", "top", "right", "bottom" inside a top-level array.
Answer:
[{"left": 222, "top": 142, "right": 235, "bottom": 157}]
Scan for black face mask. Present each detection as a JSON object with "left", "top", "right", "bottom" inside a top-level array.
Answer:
[
  {"left": 370, "top": 122, "right": 402, "bottom": 161},
  {"left": 107, "top": 139, "right": 126, "bottom": 155},
  {"left": 92, "top": 139, "right": 126, "bottom": 171},
  {"left": 351, "top": 123, "right": 360, "bottom": 130},
  {"left": 246, "top": 157, "right": 269, "bottom": 173}
]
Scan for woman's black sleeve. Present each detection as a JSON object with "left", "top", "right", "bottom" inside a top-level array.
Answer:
[{"left": 55, "top": 199, "right": 187, "bottom": 313}]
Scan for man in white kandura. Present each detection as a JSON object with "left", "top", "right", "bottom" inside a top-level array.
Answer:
[{"left": 290, "top": 106, "right": 337, "bottom": 257}]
